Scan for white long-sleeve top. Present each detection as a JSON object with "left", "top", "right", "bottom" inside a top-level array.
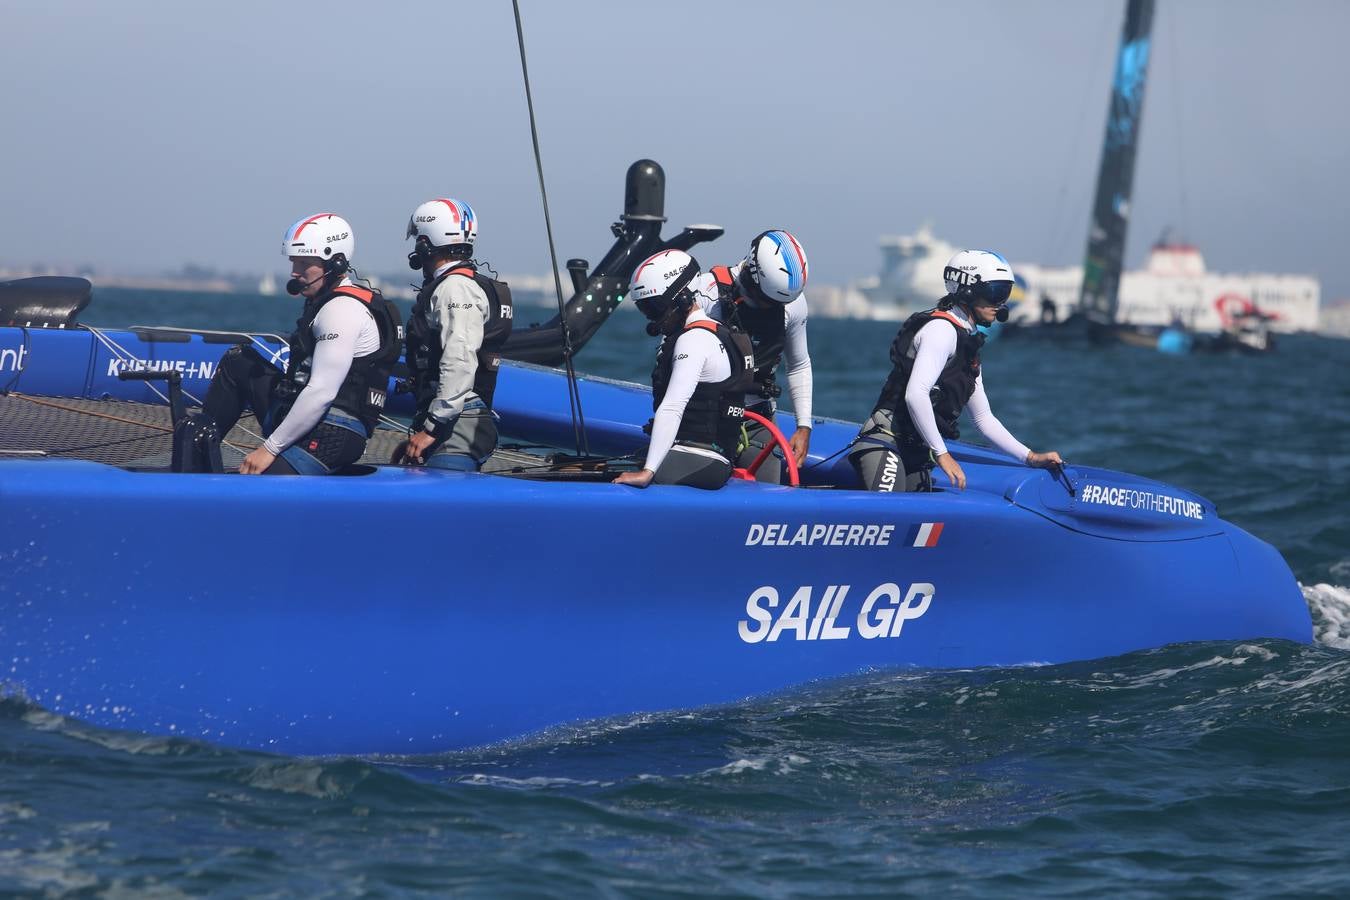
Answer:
[
  {"left": 903, "top": 309, "right": 1030, "bottom": 462},
  {"left": 692, "top": 264, "right": 813, "bottom": 428},
  {"left": 423, "top": 262, "right": 490, "bottom": 426},
  {"left": 264, "top": 280, "right": 382, "bottom": 455},
  {"left": 645, "top": 308, "right": 732, "bottom": 474}
]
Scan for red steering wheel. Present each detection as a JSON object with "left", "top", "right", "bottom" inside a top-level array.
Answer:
[{"left": 731, "top": 409, "right": 800, "bottom": 486}]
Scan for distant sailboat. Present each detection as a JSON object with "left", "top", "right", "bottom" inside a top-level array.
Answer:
[
  {"left": 1074, "top": 0, "right": 1299, "bottom": 353},
  {"left": 994, "top": 0, "right": 1317, "bottom": 351},
  {"left": 1079, "top": 0, "right": 1154, "bottom": 341}
]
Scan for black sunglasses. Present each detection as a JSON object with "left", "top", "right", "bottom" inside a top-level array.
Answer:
[{"left": 970, "top": 279, "right": 1013, "bottom": 306}]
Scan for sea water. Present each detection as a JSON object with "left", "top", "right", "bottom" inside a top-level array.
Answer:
[{"left": 3, "top": 287, "right": 1348, "bottom": 896}]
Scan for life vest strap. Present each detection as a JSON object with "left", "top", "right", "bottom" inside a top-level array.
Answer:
[
  {"left": 331, "top": 285, "right": 374, "bottom": 305},
  {"left": 930, "top": 309, "right": 970, "bottom": 331}
]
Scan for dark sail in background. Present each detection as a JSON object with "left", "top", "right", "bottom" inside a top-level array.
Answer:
[{"left": 1078, "top": 0, "right": 1155, "bottom": 329}]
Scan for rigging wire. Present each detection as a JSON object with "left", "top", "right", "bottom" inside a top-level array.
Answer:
[
  {"left": 1166, "top": 2, "right": 1191, "bottom": 241},
  {"left": 511, "top": 0, "right": 589, "bottom": 457},
  {"left": 84, "top": 324, "right": 409, "bottom": 438},
  {"left": 84, "top": 325, "right": 204, "bottom": 405},
  {"left": 82, "top": 324, "right": 271, "bottom": 443},
  {"left": 1043, "top": 2, "right": 1120, "bottom": 264},
  {"left": 7, "top": 393, "right": 255, "bottom": 454}
]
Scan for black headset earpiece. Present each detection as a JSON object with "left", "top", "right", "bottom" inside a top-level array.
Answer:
[
  {"left": 407, "top": 237, "right": 436, "bottom": 272},
  {"left": 736, "top": 264, "right": 761, "bottom": 303},
  {"left": 325, "top": 253, "right": 349, "bottom": 278}
]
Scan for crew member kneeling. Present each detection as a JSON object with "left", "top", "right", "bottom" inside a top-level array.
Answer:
[
  {"left": 193, "top": 213, "right": 401, "bottom": 475},
  {"left": 613, "top": 249, "right": 755, "bottom": 490},
  {"left": 401, "top": 198, "right": 513, "bottom": 471},
  {"left": 848, "top": 249, "right": 1061, "bottom": 492},
  {"left": 693, "top": 229, "right": 814, "bottom": 483}
]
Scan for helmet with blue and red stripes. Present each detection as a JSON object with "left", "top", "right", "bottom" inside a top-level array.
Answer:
[
  {"left": 282, "top": 213, "right": 353, "bottom": 263},
  {"left": 406, "top": 198, "right": 478, "bottom": 251},
  {"left": 630, "top": 249, "right": 703, "bottom": 336},
  {"left": 742, "top": 230, "right": 809, "bottom": 304}
]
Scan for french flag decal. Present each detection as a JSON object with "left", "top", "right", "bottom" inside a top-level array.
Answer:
[{"left": 906, "top": 522, "right": 944, "bottom": 548}]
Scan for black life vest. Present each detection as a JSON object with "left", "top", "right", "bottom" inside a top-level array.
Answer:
[
  {"left": 405, "top": 264, "right": 514, "bottom": 413},
  {"left": 872, "top": 306, "right": 985, "bottom": 448},
  {"left": 650, "top": 318, "right": 756, "bottom": 459},
  {"left": 710, "top": 265, "right": 785, "bottom": 400},
  {"left": 275, "top": 285, "right": 404, "bottom": 435}
]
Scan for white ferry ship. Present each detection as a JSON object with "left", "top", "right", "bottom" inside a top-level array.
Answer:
[
  {"left": 852, "top": 0, "right": 1320, "bottom": 343},
  {"left": 856, "top": 227, "right": 1320, "bottom": 334}
]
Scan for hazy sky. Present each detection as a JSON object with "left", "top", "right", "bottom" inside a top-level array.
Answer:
[{"left": 4, "top": 0, "right": 1347, "bottom": 299}]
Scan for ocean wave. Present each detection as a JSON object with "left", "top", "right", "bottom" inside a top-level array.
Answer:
[
  {"left": 239, "top": 760, "right": 370, "bottom": 799},
  {"left": 6, "top": 640, "right": 1350, "bottom": 896},
  {"left": 16, "top": 705, "right": 198, "bottom": 758}
]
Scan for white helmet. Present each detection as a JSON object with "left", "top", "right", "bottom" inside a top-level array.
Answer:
[
  {"left": 630, "top": 249, "right": 701, "bottom": 327},
  {"left": 742, "top": 230, "right": 809, "bottom": 303},
  {"left": 942, "top": 249, "right": 1014, "bottom": 304},
  {"left": 406, "top": 198, "right": 477, "bottom": 250},
  {"left": 282, "top": 213, "right": 353, "bottom": 262}
]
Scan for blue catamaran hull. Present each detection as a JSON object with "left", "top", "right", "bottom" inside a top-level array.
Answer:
[{"left": 0, "top": 323, "right": 1313, "bottom": 755}]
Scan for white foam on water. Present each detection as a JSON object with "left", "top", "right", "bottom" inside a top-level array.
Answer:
[
  {"left": 1249, "top": 658, "right": 1350, "bottom": 695},
  {"left": 1304, "top": 583, "right": 1350, "bottom": 649},
  {"left": 0, "top": 802, "right": 37, "bottom": 824},
  {"left": 707, "top": 758, "right": 769, "bottom": 776},
  {"left": 703, "top": 753, "right": 810, "bottom": 778},
  {"left": 1092, "top": 644, "right": 1279, "bottom": 691},
  {"left": 0, "top": 842, "right": 100, "bottom": 893},
  {"left": 1231, "top": 643, "right": 1278, "bottom": 661},
  {"left": 99, "top": 879, "right": 192, "bottom": 900}
]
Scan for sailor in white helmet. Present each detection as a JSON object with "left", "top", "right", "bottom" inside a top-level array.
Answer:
[
  {"left": 192, "top": 213, "right": 402, "bottom": 474},
  {"left": 847, "top": 249, "right": 1062, "bottom": 492},
  {"left": 399, "top": 198, "right": 513, "bottom": 471},
  {"left": 690, "top": 229, "right": 814, "bottom": 483},
  {"left": 614, "top": 249, "right": 756, "bottom": 490}
]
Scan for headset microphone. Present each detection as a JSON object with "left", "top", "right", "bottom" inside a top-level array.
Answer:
[
  {"left": 286, "top": 272, "right": 325, "bottom": 296},
  {"left": 286, "top": 254, "right": 347, "bottom": 295},
  {"left": 996, "top": 306, "right": 1009, "bottom": 323}
]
